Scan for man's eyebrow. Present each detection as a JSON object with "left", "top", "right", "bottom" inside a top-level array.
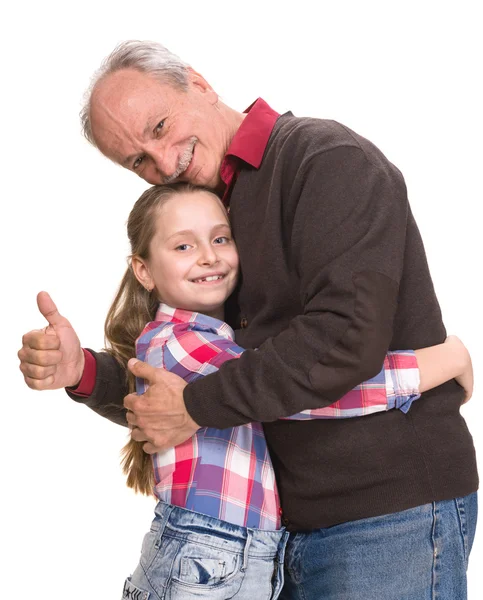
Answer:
[
  {"left": 121, "top": 118, "right": 164, "bottom": 168},
  {"left": 143, "top": 121, "right": 155, "bottom": 137}
]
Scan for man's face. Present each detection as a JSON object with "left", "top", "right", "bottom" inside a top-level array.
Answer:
[{"left": 89, "top": 69, "right": 231, "bottom": 188}]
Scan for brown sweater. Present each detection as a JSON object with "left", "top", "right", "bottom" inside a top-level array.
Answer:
[{"left": 71, "top": 115, "right": 478, "bottom": 531}]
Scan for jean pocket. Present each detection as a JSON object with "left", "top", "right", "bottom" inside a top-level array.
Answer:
[
  {"left": 180, "top": 555, "right": 237, "bottom": 585},
  {"left": 121, "top": 577, "right": 150, "bottom": 600},
  {"left": 168, "top": 544, "right": 244, "bottom": 598}
]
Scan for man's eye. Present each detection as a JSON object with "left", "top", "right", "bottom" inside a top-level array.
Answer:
[
  {"left": 154, "top": 120, "right": 165, "bottom": 135},
  {"left": 133, "top": 156, "right": 144, "bottom": 170}
]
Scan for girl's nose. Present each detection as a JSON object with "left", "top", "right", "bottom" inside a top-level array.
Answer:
[{"left": 198, "top": 245, "right": 218, "bottom": 266}]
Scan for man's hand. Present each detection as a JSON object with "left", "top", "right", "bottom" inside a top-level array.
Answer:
[
  {"left": 18, "top": 292, "right": 85, "bottom": 390},
  {"left": 125, "top": 358, "right": 199, "bottom": 453}
]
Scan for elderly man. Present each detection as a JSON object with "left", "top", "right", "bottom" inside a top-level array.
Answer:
[{"left": 19, "top": 41, "right": 477, "bottom": 599}]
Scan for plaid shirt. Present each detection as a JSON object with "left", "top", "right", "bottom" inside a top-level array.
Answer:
[{"left": 136, "top": 303, "right": 421, "bottom": 530}]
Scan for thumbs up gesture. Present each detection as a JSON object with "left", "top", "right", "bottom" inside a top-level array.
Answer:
[{"left": 18, "top": 292, "right": 85, "bottom": 390}]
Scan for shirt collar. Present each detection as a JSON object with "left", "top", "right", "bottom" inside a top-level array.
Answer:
[
  {"left": 220, "top": 98, "right": 280, "bottom": 186},
  {"left": 154, "top": 302, "right": 234, "bottom": 338}
]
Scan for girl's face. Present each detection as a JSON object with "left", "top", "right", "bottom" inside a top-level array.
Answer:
[{"left": 133, "top": 191, "right": 239, "bottom": 319}]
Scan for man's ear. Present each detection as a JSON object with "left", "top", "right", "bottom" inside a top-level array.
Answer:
[
  {"left": 131, "top": 256, "right": 155, "bottom": 291},
  {"left": 187, "top": 67, "right": 218, "bottom": 105}
]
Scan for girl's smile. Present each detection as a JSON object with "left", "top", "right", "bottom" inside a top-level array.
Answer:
[{"left": 132, "top": 190, "right": 239, "bottom": 320}]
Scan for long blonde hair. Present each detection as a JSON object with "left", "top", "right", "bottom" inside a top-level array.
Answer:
[{"left": 105, "top": 182, "right": 207, "bottom": 495}]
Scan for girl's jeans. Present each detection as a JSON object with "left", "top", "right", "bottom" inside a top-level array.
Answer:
[
  {"left": 280, "top": 493, "right": 478, "bottom": 600},
  {"left": 122, "top": 500, "right": 289, "bottom": 600}
]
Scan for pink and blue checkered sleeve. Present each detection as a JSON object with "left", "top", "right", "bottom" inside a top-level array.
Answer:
[
  {"left": 164, "top": 330, "right": 421, "bottom": 420},
  {"left": 284, "top": 350, "right": 421, "bottom": 420},
  {"left": 156, "top": 323, "right": 245, "bottom": 383},
  {"left": 140, "top": 325, "right": 420, "bottom": 421}
]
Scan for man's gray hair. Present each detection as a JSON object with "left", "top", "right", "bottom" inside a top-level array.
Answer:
[{"left": 80, "top": 40, "right": 190, "bottom": 146}]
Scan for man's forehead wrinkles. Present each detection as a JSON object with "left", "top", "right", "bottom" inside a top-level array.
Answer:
[
  {"left": 143, "top": 99, "right": 171, "bottom": 137},
  {"left": 143, "top": 121, "right": 153, "bottom": 138},
  {"left": 101, "top": 104, "right": 137, "bottom": 139},
  {"left": 95, "top": 101, "right": 144, "bottom": 164}
]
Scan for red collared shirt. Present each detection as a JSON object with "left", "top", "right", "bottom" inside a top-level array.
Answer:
[{"left": 220, "top": 98, "right": 280, "bottom": 204}]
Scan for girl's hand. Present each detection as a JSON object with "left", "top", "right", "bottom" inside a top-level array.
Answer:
[{"left": 445, "top": 335, "right": 473, "bottom": 403}]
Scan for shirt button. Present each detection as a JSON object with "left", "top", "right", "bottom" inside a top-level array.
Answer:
[{"left": 240, "top": 317, "right": 248, "bottom": 329}]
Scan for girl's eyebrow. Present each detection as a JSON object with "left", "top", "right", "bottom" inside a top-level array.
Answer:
[
  {"left": 164, "top": 223, "right": 231, "bottom": 242},
  {"left": 212, "top": 223, "right": 231, "bottom": 230},
  {"left": 164, "top": 229, "right": 194, "bottom": 242}
]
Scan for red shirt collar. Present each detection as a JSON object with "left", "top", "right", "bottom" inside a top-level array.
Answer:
[{"left": 220, "top": 98, "right": 279, "bottom": 201}]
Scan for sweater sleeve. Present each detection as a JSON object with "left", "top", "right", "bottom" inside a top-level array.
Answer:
[
  {"left": 184, "top": 145, "right": 411, "bottom": 427},
  {"left": 143, "top": 323, "right": 421, "bottom": 421},
  {"left": 65, "top": 348, "right": 128, "bottom": 427}
]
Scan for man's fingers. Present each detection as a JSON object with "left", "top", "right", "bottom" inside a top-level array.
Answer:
[
  {"left": 18, "top": 346, "right": 62, "bottom": 366},
  {"left": 129, "top": 428, "right": 164, "bottom": 455},
  {"left": 22, "top": 330, "right": 60, "bottom": 351},
  {"left": 23, "top": 374, "right": 55, "bottom": 390},
  {"left": 124, "top": 392, "right": 139, "bottom": 412},
  {"left": 37, "top": 291, "right": 71, "bottom": 330},
  {"left": 130, "top": 427, "right": 148, "bottom": 443},
  {"left": 19, "top": 361, "right": 57, "bottom": 380},
  {"left": 127, "top": 358, "right": 161, "bottom": 383},
  {"left": 126, "top": 410, "right": 138, "bottom": 426},
  {"left": 142, "top": 442, "right": 159, "bottom": 455}
]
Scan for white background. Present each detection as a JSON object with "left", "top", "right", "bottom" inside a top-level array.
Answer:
[{"left": 1, "top": 1, "right": 481, "bottom": 597}]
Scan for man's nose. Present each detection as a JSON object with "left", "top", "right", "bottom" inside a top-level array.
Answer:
[{"left": 146, "top": 141, "right": 178, "bottom": 179}]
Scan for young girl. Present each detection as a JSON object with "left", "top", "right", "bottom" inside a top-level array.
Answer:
[{"left": 105, "top": 183, "right": 472, "bottom": 600}]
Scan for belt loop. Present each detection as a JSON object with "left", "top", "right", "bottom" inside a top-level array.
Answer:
[
  {"left": 241, "top": 529, "right": 253, "bottom": 572},
  {"left": 154, "top": 502, "right": 175, "bottom": 549},
  {"left": 279, "top": 530, "right": 290, "bottom": 564}
]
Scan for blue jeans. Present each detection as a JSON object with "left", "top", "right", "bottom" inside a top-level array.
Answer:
[
  {"left": 280, "top": 493, "right": 478, "bottom": 600},
  {"left": 122, "top": 500, "right": 290, "bottom": 600}
]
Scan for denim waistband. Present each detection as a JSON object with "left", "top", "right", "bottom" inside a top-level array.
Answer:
[{"left": 153, "top": 500, "right": 289, "bottom": 560}]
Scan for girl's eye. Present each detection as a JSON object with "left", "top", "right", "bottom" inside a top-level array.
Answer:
[
  {"left": 133, "top": 155, "right": 144, "bottom": 170},
  {"left": 154, "top": 120, "right": 165, "bottom": 135},
  {"left": 175, "top": 244, "right": 191, "bottom": 251},
  {"left": 214, "top": 236, "right": 229, "bottom": 244}
]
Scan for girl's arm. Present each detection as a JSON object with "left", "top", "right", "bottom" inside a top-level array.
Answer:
[
  {"left": 284, "top": 336, "right": 473, "bottom": 421},
  {"left": 416, "top": 335, "right": 473, "bottom": 403},
  {"left": 140, "top": 322, "right": 472, "bottom": 421}
]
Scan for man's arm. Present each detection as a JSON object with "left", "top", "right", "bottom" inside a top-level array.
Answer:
[
  {"left": 126, "top": 321, "right": 423, "bottom": 453},
  {"left": 66, "top": 349, "right": 128, "bottom": 426},
  {"left": 184, "top": 145, "right": 411, "bottom": 428},
  {"left": 144, "top": 323, "right": 421, "bottom": 418}
]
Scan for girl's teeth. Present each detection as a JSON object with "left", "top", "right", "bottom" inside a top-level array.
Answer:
[{"left": 195, "top": 275, "right": 222, "bottom": 282}]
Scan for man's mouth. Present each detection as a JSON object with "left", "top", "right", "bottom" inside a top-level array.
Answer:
[
  {"left": 165, "top": 137, "right": 197, "bottom": 183},
  {"left": 183, "top": 143, "right": 195, "bottom": 174}
]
